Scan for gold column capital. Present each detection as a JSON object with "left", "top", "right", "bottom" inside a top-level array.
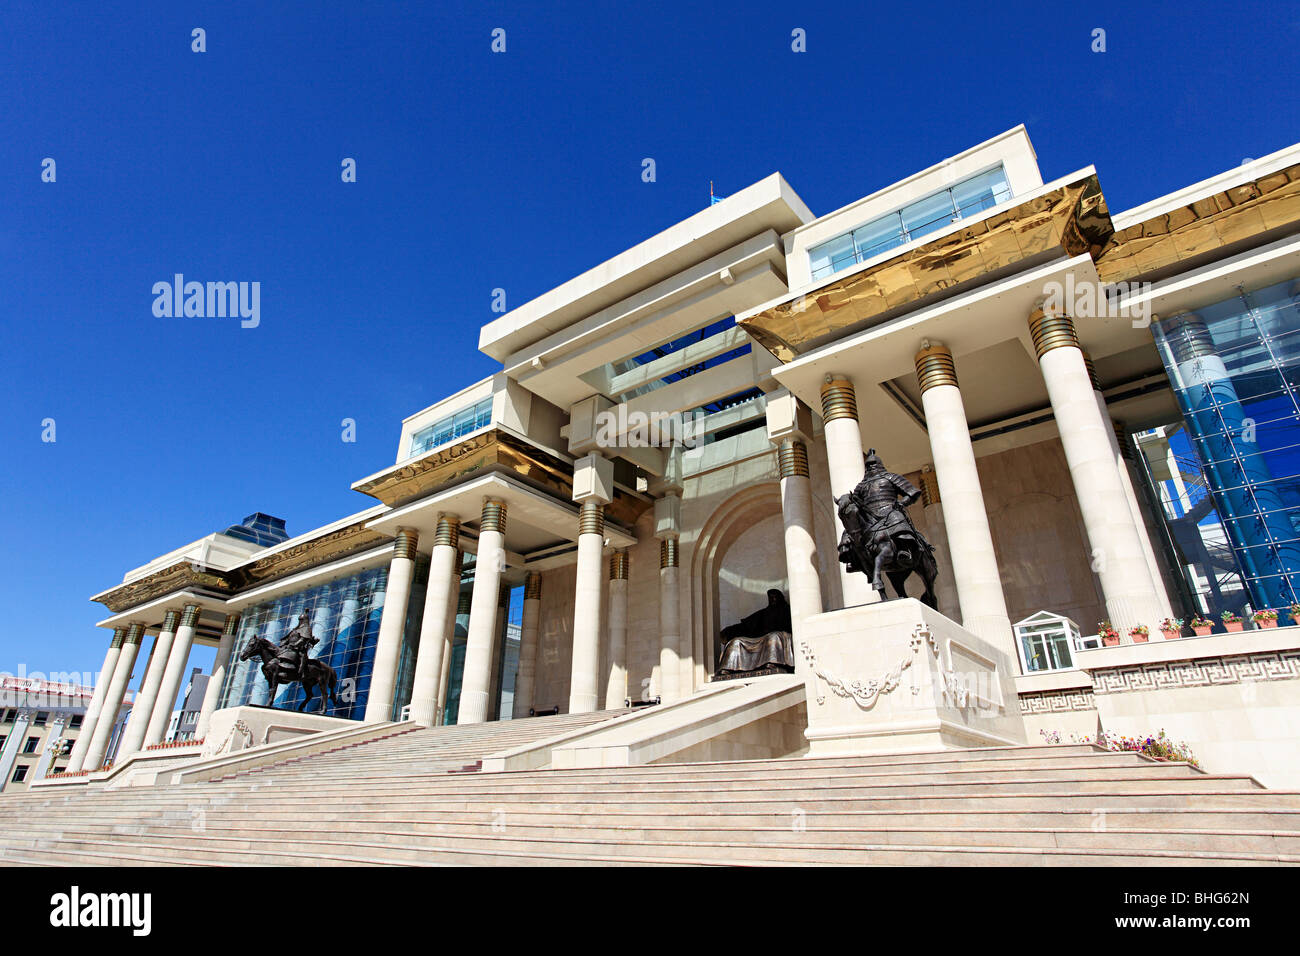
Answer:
[
  {"left": 659, "top": 536, "right": 679, "bottom": 569},
  {"left": 109, "top": 626, "right": 128, "bottom": 649},
  {"left": 914, "top": 343, "right": 958, "bottom": 393},
  {"left": 125, "top": 623, "right": 145, "bottom": 645},
  {"left": 578, "top": 500, "right": 605, "bottom": 536},
  {"left": 778, "top": 439, "right": 810, "bottom": 479},
  {"left": 1027, "top": 305, "right": 1081, "bottom": 359},
  {"left": 480, "top": 498, "right": 507, "bottom": 534},
  {"left": 820, "top": 378, "right": 858, "bottom": 422},
  {"left": 1113, "top": 421, "right": 1134, "bottom": 461},
  {"left": 523, "top": 571, "right": 542, "bottom": 600},
  {"left": 1081, "top": 350, "right": 1101, "bottom": 392},
  {"left": 609, "top": 550, "right": 629, "bottom": 580},
  {"left": 180, "top": 603, "right": 202, "bottom": 628},
  {"left": 434, "top": 514, "right": 461, "bottom": 549},
  {"left": 393, "top": 528, "right": 420, "bottom": 560},
  {"left": 160, "top": 609, "right": 180, "bottom": 633},
  {"left": 221, "top": 613, "right": 241, "bottom": 637}
]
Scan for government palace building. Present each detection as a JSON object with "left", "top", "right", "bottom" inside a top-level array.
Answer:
[{"left": 9, "top": 127, "right": 1300, "bottom": 866}]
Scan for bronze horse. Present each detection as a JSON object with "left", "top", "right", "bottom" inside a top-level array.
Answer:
[
  {"left": 835, "top": 451, "right": 940, "bottom": 610},
  {"left": 239, "top": 634, "right": 340, "bottom": 713}
]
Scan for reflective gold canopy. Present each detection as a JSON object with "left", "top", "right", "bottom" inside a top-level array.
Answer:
[
  {"left": 1095, "top": 163, "right": 1300, "bottom": 283},
  {"left": 739, "top": 174, "right": 1112, "bottom": 362}
]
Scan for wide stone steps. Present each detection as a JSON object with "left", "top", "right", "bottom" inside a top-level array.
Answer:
[{"left": 4, "top": 720, "right": 1299, "bottom": 866}]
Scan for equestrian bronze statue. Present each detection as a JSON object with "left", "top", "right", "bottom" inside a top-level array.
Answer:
[
  {"left": 835, "top": 449, "right": 939, "bottom": 609},
  {"left": 239, "top": 611, "right": 340, "bottom": 713}
]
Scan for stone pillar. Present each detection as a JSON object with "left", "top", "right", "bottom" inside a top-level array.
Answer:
[
  {"left": 146, "top": 603, "right": 201, "bottom": 746},
  {"left": 1029, "top": 307, "right": 1164, "bottom": 636},
  {"left": 363, "top": 529, "right": 420, "bottom": 722},
  {"left": 439, "top": 582, "right": 470, "bottom": 723},
  {"left": 605, "top": 550, "right": 630, "bottom": 709},
  {"left": 569, "top": 500, "right": 608, "bottom": 714},
  {"left": 32, "top": 714, "right": 67, "bottom": 782},
  {"left": 65, "top": 627, "right": 126, "bottom": 773},
  {"left": 1082, "top": 353, "right": 1176, "bottom": 623},
  {"left": 459, "top": 499, "right": 507, "bottom": 724},
  {"left": 918, "top": 466, "right": 961, "bottom": 620},
  {"left": 195, "top": 614, "right": 241, "bottom": 741},
  {"left": 819, "top": 377, "right": 880, "bottom": 607},
  {"left": 118, "top": 612, "right": 178, "bottom": 756},
  {"left": 83, "top": 623, "right": 143, "bottom": 770},
  {"left": 409, "top": 515, "right": 461, "bottom": 725},
  {"left": 0, "top": 711, "right": 31, "bottom": 792},
  {"left": 514, "top": 572, "right": 542, "bottom": 717},
  {"left": 658, "top": 535, "right": 681, "bottom": 702},
  {"left": 914, "top": 343, "right": 1013, "bottom": 654}
]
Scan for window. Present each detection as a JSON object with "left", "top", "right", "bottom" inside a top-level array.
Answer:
[
  {"left": 1013, "top": 612, "right": 1082, "bottom": 674},
  {"left": 0, "top": 735, "right": 6, "bottom": 751},
  {"left": 408, "top": 397, "right": 494, "bottom": 458},
  {"left": 33, "top": 712, "right": 48, "bottom": 726},
  {"left": 69, "top": 715, "right": 83, "bottom": 729},
  {"left": 809, "top": 166, "right": 1013, "bottom": 281},
  {"left": 22, "top": 736, "right": 39, "bottom": 754},
  {"left": 11, "top": 764, "right": 28, "bottom": 783}
]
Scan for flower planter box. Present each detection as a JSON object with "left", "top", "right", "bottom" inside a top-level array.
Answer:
[
  {"left": 1223, "top": 621, "right": 1244, "bottom": 632},
  {"left": 1130, "top": 633, "right": 1149, "bottom": 644},
  {"left": 1161, "top": 629, "right": 1182, "bottom": 640},
  {"left": 1256, "top": 620, "right": 1278, "bottom": 629},
  {"left": 1192, "top": 626, "right": 1212, "bottom": 636},
  {"left": 1102, "top": 635, "right": 1120, "bottom": 647}
]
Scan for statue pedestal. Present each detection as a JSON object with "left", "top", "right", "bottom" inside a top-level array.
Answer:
[
  {"left": 201, "top": 706, "right": 357, "bottom": 758},
  {"left": 799, "top": 598, "right": 1025, "bottom": 756}
]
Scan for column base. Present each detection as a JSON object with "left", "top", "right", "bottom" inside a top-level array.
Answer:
[{"left": 798, "top": 598, "right": 1026, "bottom": 757}]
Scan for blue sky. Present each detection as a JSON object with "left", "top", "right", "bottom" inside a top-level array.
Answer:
[{"left": 1, "top": 0, "right": 1297, "bottom": 705}]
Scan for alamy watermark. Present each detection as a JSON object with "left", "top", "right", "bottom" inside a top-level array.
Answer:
[
  {"left": 592, "top": 405, "right": 708, "bottom": 450},
  {"left": 152, "top": 274, "right": 260, "bottom": 328},
  {"left": 1041, "top": 275, "right": 1153, "bottom": 328}
]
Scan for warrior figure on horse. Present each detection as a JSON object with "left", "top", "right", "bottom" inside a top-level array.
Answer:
[
  {"left": 835, "top": 449, "right": 939, "bottom": 610},
  {"left": 239, "top": 611, "right": 340, "bottom": 713}
]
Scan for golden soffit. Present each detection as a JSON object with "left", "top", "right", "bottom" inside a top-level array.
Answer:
[
  {"left": 1095, "top": 163, "right": 1300, "bottom": 284},
  {"left": 94, "top": 562, "right": 236, "bottom": 614},
  {"left": 739, "top": 174, "right": 1113, "bottom": 362}
]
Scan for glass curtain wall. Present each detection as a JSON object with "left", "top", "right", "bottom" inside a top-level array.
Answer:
[{"left": 1150, "top": 276, "right": 1300, "bottom": 618}]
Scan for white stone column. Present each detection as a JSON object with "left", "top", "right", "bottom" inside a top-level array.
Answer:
[
  {"left": 32, "top": 714, "right": 67, "bottom": 782},
  {"left": 65, "top": 627, "right": 126, "bottom": 773},
  {"left": 146, "top": 603, "right": 201, "bottom": 746},
  {"left": 918, "top": 466, "right": 962, "bottom": 620},
  {"left": 0, "top": 711, "right": 31, "bottom": 792},
  {"left": 459, "top": 499, "right": 507, "bottom": 725},
  {"left": 914, "top": 343, "right": 1013, "bottom": 654},
  {"left": 658, "top": 535, "right": 681, "bottom": 702},
  {"left": 194, "top": 613, "right": 241, "bottom": 742},
  {"left": 604, "top": 551, "right": 630, "bottom": 709},
  {"left": 363, "top": 529, "right": 420, "bottom": 722},
  {"left": 83, "top": 623, "right": 144, "bottom": 770},
  {"left": 766, "top": 390, "right": 825, "bottom": 656},
  {"left": 819, "top": 377, "right": 881, "bottom": 607},
  {"left": 514, "top": 572, "right": 542, "bottom": 717},
  {"left": 1082, "top": 353, "right": 1176, "bottom": 623},
  {"left": 569, "top": 500, "right": 608, "bottom": 714},
  {"left": 1030, "top": 307, "right": 1165, "bottom": 636},
  {"left": 438, "top": 581, "right": 469, "bottom": 723},
  {"left": 409, "top": 515, "right": 461, "bottom": 725},
  {"left": 118, "top": 612, "right": 178, "bottom": 757}
]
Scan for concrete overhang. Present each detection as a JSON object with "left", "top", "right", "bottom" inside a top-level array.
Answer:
[
  {"left": 223, "top": 543, "right": 397, "bottom": 612},
  {"left": 365, "top": 473, "right": 637, "bottom": 568},
  {"left": 95, "top": 590, "right": 234, "bottom": 645},
  {"left": 737, "top": 168, "right": 1111, "bottom": 362},
  {"left": 771, "top": 255, "right": 1165, "bottom": 473},
  {"left": 479, "top": 173, "right": 812, "bottom": 363}
]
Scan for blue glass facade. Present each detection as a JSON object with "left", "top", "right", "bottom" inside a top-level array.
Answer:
[
  {"left": 218, "top": 564, "right": 407, "bottom": 720},
  {"left": 1151, "top": 277, "right": 1300, "bottom": 614}
]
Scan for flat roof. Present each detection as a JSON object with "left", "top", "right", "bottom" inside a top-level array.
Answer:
[{"left": 478, "top": 172, "right": 813, "bottom": 362}]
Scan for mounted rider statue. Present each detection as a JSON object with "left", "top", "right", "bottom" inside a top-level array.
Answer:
[
  {"left": 835, "top": 449, "right": 940, "bottom": 610},
  {"left": 278, "top": 612, "right": 317, "bottom": 685}
]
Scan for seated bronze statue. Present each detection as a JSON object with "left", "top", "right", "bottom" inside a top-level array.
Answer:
[{"left": 716, "top": 589, "right": 796, "bottom": 677}]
